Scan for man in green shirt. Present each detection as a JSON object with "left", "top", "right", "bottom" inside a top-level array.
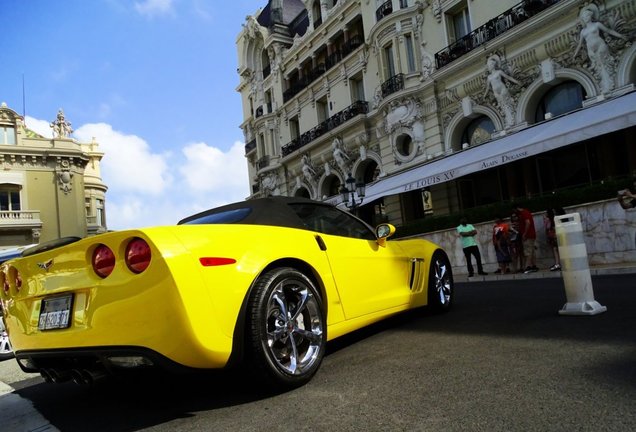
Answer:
[{"left": 457, "top": 218, "right": 488, "bottom": 277}]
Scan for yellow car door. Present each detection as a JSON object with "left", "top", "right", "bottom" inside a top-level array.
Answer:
[
  {"left": 288, "top": 202, "right": 412, "bottom": 320},
  {"left": 319, "top": 234, "right": 411, "bottom": 319}
]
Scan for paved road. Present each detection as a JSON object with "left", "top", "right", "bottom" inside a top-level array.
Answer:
[{"left": 1, "top": 274, "right": 635, "bottom": 431}]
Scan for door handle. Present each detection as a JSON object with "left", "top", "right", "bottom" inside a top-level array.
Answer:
[{"left": 315, "top": 235, "right": 327, "bottom": 251}]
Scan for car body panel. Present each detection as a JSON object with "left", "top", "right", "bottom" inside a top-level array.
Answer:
[{"left": 0, "top": 197, "right": 447, "bottom": 376}]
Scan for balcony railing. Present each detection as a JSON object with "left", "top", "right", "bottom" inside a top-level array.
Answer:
[
  {"left": 282, "top": 100, "right": 369, "bottom": 156},
  {"left": 376, "top": 0, "right": 393, "bottom": 21},
  {"left": 257, "top": 155, "right": 270, "bottom": 170},
  {"left": 342, "top": 35, "right": 364, "bottom": 58},
  {"left": 435, "top": 0, "right": 562, "bottom": 69},
  {"left": 381, "top": 73, "right": 404, "bottom": 98},
  {"left": 255, "top": 106, "right": 264, "bottom": 118},
  {"left": 245, "top": 138, "right": 256, "bottom": 154},
  {"left": 0, "top": 210, "right": 42, "bottom": 227}
]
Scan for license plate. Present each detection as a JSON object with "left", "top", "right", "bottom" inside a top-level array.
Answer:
[{"left": 39, "top": 294, "right": 73, "bottom": 331}]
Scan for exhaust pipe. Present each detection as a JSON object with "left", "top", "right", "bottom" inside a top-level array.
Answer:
[
  {"left": 48, "top": 369, "right": 72, "bottom": 383},
  {"left": 70, "top": 368, "right": 108, "bottom": 386},
  {"left": 40, "top": 369, "right": 54, "bottom": 383}
]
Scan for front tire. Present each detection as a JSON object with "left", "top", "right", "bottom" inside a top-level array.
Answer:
[
  {"left": 246, "top": 267, "right": 326, "bottom": 389},
  {"left": 428, "top": 251, "right": 454, "bottom": 313}
]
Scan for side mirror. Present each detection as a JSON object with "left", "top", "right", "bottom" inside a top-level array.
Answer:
[{"left": 375, "top": 223, "right": 396, "bottom": 247}]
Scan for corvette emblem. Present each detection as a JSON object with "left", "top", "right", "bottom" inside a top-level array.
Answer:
[{"left": 37, "top": 259, "right": 54, "bottom": 271}]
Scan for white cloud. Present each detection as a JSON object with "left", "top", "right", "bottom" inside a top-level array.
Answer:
[
  {"left": 24, "top": 116, "right": 53, "bottom": 138},
  {"left": 134, "top": 0, "right": 174, "bottom": 17},
  {"left": 22, "top": 116, "right": 249, "bottom": 230},
  {"left": 75, "top": 123, "right": 171, "bottom": 195},
  {"left": 180, "top": 141, "right": 248, "bottom": 192}
]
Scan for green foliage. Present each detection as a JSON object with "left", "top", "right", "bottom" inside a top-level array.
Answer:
[{"left": 394, "top": 178, "right": 630, "bottom": 238}]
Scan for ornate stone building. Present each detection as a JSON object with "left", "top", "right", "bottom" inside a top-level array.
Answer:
[
  {"left": 0, "top": 103, "right": 108, "bottom": 249},
  {"left": 236, "top": 0, "right": 636, "bottom": 227}
]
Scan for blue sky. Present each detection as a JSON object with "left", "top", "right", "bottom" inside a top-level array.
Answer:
[{"left": 1, "top": 0, "right": 261, "bottom": 230}]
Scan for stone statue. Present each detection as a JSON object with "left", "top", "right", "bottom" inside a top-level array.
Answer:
[
  {"left": 482, "top": 55, "right": 520, "bottom": 128},
  {"left": 573, "top": 4, "right": 627, "bottom": 94},
  {"left": 332, "top": 138, "right": 350, "bottom": 174},
  {"left": 301, "top": 154, "right": 317, "bottom": 185},
  {"left": 50, "top": 109, "right": 73, "bottom": 138}
]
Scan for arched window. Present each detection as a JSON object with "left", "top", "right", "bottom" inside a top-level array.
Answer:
[
  {"left": 324, "top": 175, "right": 341, "bottom": 198},
  {"left": 461, "top": 116, "right": 495, "bottom": 147},
  {"left": 295, "top": 187, "right": 311, "bottom": 198},
  {"left": 362, "top": 160, "right": 379, "bottom": 184},
  {"left": 535, "top": 81, "right": 585, "bottom": 122}
]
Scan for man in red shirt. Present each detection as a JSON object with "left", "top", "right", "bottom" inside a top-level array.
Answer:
[{"left": 514, "top": 204, "right": 538, "bottom": 273}]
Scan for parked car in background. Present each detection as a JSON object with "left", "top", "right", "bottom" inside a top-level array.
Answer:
[{"left": 0, "top": 197, "right": 453, "bottom": 388}]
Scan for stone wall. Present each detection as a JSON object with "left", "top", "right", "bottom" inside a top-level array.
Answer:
[{"left": 406, "top": 199, "right": 636, "bottom": 275}]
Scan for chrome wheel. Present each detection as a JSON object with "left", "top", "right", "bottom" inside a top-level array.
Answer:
[
  {"left": 429, "top": 251, "right": 454, "bottom": 312},
  {"left": 247, "top": 267, "right": 326, "bottom": 388},
  {"left": 266, "top": 278, "right": 323, "bottom": 376},
  {"left": 0, "top": 329, "right": 13, "bottom": 360}
]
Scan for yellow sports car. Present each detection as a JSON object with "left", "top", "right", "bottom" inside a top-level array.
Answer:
[{"left": 0, "top": 197, "right": 453, "bottom": 388}]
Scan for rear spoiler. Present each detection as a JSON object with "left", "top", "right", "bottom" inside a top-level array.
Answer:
[{"left": 21, "top": 237, "right": 82, "bottom": 258}]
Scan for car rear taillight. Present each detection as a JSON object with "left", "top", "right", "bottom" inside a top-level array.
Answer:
[
  {"left": 93, "top": 244, "right": 115, "bottom": 278},
  {"left": 125, "top": 238, "right": 151, "bottom": 274}
]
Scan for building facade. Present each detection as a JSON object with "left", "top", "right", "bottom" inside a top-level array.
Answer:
[
  {"left": 236, "top": 0, "right": 636, "bottom": 227},
  {"left": 0, "top": 103, "right": 108, "bottom": 249}
]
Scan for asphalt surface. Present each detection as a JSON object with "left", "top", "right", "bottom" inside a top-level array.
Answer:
[{"left": 1, "top": 273, "right": 635, "bottom": 431}]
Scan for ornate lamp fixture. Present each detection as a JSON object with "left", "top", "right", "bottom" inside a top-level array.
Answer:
[{"left": 340, "top": 173, "right": 365, "bottom": 211}]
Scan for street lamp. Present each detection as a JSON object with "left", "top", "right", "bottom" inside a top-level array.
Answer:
[{"left": 340, "top": 172, "right": 365, "bottom": 211}]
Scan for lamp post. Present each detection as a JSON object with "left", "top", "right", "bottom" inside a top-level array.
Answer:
[{"left": 340, "top": 172, "right": 365, "bottom": 212}]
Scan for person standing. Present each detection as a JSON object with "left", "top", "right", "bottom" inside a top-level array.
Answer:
[
  {"left": 509, "top": 211, "right": 524, "bottom": 273},
  {"left": 513, "top": 204, "right": 538, "bottom": 273},
  {"left": 457, "top": 218, "right": 488, "bottom": 277},
  {"left": 492, "top": 216, "right": 511, "bottom": 274},
  {"left": 617, "top": 178, "right": 636, "bottom": 210},
  {"left": 544, "top": 207, "right": 565, "bottom": 271}
]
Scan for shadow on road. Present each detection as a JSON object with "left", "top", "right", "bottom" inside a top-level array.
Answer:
[{"left": 12, "top": 275, "right": 636, "bottom": 431}]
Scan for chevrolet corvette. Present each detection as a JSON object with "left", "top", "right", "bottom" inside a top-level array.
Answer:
[{"left": 0, "top": 197, "right": 453, "bottom": 388}]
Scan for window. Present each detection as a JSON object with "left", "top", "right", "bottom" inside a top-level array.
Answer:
[
  {"left": 290, "top": 203, "right": 375, "bottom": 240},
  {"left": 96, "top": 199, "right": 105, "bottom": 226},
  {"left": 461, "top": 116, "right": 495, "bottom": 147},
  {"left": 447, "top": 2, "right": 471, "bottom": 43},
  {"left": 350, "top": 75, "right": 365, "bottom": 102},
  {"left": 384, "top": 44, "right": 396, "bottom": 78},
  {"left": 317, "top": 98, "right": 329, "bottom": 123},
  {"left": 535, "top": 81, "right": 585, "bottom": 122},
  {"left": 289, "top": 116, "right": 300, "bottom": 140},
  {"left": 404, "top": 34, "right": 416, "bottom": 73},
  {"left": 0, "top": 126, "right": 16, "bottom": 145},
  {"left": 0, "top": 186, "right": 21, "bottom": 211}
]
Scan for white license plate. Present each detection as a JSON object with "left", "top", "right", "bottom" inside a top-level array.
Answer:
[{"left": 38, "top": 294, "right": 73, "bottom": 330}]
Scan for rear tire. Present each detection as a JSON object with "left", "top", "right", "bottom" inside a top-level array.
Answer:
[
  {"left": 428, "top": 251, "right": 454, "bottom": 313},
  {"left": 245, "top": 267, "right": 326, "bottom": 389}
]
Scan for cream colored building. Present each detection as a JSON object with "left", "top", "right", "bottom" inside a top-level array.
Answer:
[
  {"left": 0, "top": 103, "right": 108, "bottom": 249},
  {"left": 236, "top": 0, "right": 636, "bottom": 226}
]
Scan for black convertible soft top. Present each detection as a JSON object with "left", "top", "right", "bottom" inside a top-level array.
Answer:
[{"left": 178, "top": 197, "right": 332, "bottom": 229}]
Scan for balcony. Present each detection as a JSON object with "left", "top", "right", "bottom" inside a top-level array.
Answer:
[
  {"left": 282, "top": 100, "right": 369, "bottom": 157},
  {"left": 245, "top": 138, "right": 257, "bottom": 154},
  {"left": 376, "top": 0, "right": 393, "bottom": 22},
  {"left": 435, "top": 0, "right": 562, "bottom": 69},
  {"left": 0, "top": 210, "right": 42, "bottom": 228},
  {"left": 257, "top": 155, "right": 270, "bottom": 170},
  {"left": 381, "top": 73, "right": 404, "bottom": 98}
]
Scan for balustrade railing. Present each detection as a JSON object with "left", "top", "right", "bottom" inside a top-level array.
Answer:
[
  {"left": 381, "top": 73, "right": 404, "bottom": 98},
  {"left": 0, "top": 210, "right": 41, "bottom": 225},
  {"left": 281, "top": 100, "right": 369, "bottom": 156},
  {"left": 376, "top": 0, "right": 393, "bottom": 21},
  {"left": 435, "top": 0, "right": 562, "bottom": 69},
  {"left": 245, "top": 138, "right": 257, "bottom": 154}
]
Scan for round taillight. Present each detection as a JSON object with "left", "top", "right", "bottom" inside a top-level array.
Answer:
[
  {"left": 93, "top": 244, "right": 115, "bottom": 278},
  {"left": 125, "top": 238, "right": 151, "bottom": 274}
]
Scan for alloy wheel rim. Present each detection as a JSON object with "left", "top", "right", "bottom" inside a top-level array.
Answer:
[
  {"left": 266, "top": 278, "right": 323, "bottom": 375},
  {"left": 434, "top": 258, "right": 452, "bottom": 305}
]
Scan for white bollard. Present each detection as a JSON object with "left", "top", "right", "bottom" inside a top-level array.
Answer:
[{"left": 554, "top": 213, "right": 607, "bottom": 316}]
